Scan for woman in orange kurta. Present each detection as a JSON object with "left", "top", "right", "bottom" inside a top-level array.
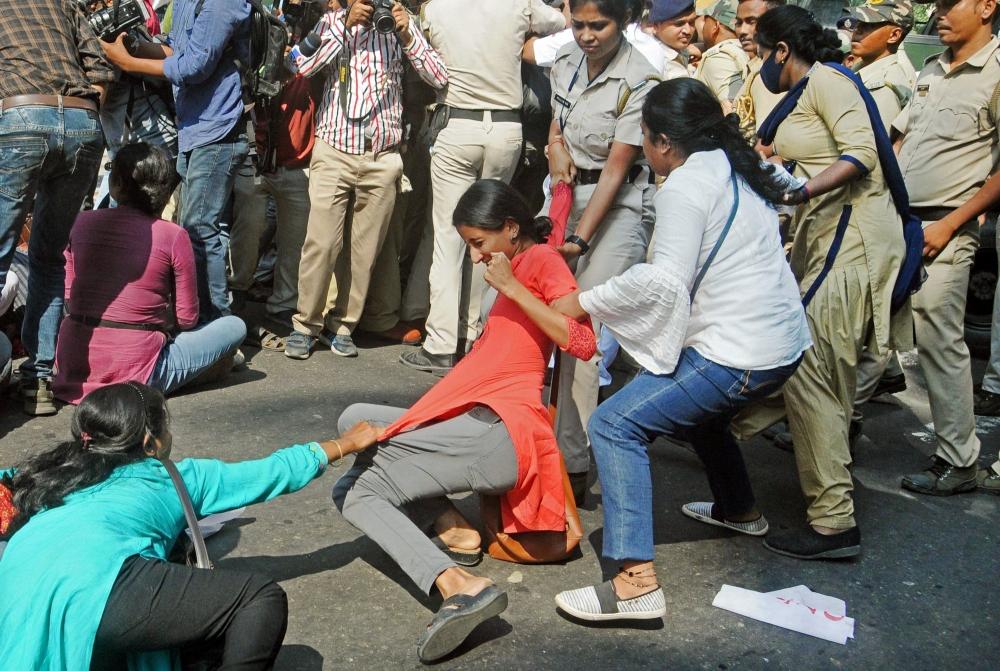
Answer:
[{"left": 332, "top": 180, "right": 594, "bottom": 663}]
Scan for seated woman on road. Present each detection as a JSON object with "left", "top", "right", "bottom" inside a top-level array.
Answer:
[
  {"left": 0, "top": 382, "right": 379, "bottom": 670},
  {"left": 52, "top": 143, "right": 246, "bottom": 404},
  {"left": 551, "top": 78, "right": 812, "bottom": 621},
  {"left": 333, "top": 179, "right": 596, "bottom": 663}
]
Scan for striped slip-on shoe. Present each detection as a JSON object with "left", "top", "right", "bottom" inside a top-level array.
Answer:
[
  {"left": 555, "top": 581, "right": 666, "bottom": 622},
  {"left": 681, "top": 502, "right": 769, "bottom": 536}
]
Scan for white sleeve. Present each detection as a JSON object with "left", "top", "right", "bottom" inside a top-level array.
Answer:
[{"left": 532, "top": 29, "right": 574, "bottom": 69}]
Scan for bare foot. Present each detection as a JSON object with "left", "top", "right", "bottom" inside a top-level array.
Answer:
[
  {"left": 811, "top": 524, "right": 849, "bottom": 536},
  {"left": 435, "top": 567, "right": 493, "bottom": 600},
  {"left": 433, "top": 503, "right": 481, "bottom": 551},
  {"left": 611, "top": 561, "right": 659, "bottom": 600}
]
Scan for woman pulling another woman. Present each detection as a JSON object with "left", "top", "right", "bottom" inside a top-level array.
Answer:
[
  {"left": 0, "top": 382, "right": 380, "bottom": 669},
  {"left": 332, "top": 180, "right": 596, "bottom": 663},
  {"left": 552, "top": 77, "right": 812, "bottom": 621}
]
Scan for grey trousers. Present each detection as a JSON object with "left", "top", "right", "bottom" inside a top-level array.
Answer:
[{"left": 332, "top": 403, "right": 519, "bottom": 595}]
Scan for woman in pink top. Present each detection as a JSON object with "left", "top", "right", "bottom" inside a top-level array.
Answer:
[{"left": 53, "top": 143, "right": 246, "bottom": 404}]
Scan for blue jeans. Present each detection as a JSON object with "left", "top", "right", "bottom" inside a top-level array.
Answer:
[
  {"left": 589, "top": 347, "right": 801, "bottom": 562},
  {"left": 147, "top": 315, "right": 246, "bottom": 395},
  {"left": 176, "top": 129, "right": 249, "bottom": 323},
  {"left": 0, "top": 105, "right": 104, "bottom": 379}
]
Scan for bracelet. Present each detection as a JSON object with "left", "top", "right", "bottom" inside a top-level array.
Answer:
[
  {"left": 564, "top": 234, "right": 590, "bottom": 254},
  {"left": 330, "top": 439, "right": 344, "bottom": 465},
  {"left": 544, "top": 136, "right": 564, "bottom": 159}
]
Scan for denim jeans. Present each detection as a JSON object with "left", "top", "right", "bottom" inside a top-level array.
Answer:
[
  {"left": 589, "top": 347, "right": 801, "bottom": 562},
  {"left": 175, "top": 128, "right": 249, "bottom": 323},
  {"left": 146, "top": 315, "right": 246, "bottom": 395},
  {"left": 0, "top": 105, "right": 104, "bottom": 379}
]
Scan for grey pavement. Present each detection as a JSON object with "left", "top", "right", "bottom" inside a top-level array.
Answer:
[{"left": 1, "top": 343, "right": 997, "bottom": 670}]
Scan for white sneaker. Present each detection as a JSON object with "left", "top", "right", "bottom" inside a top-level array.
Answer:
[
  {"left": 681, "top": 502, "right": 769, "bottom": 536},
  {"left": 555, "top": 581, "right": 665, "bottom": 622}
]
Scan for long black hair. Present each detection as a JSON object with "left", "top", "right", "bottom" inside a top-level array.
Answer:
[
  {"left": 642, "top": 77, "right": 786, "bottom": 204},
  {"left": 755, "top": 4, "right": 844, "bottom": 65},
  {"left": 453, "top": 179, "right": 554, "bottom": 244},
  {"left": 3, "top": 382, "right": 169, "bottom": 536},
  {"left": 111, "top": 142, "right": 178, "bottom": 216}
]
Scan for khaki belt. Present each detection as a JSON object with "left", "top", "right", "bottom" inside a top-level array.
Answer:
[
  {"left": 0, "top": 94, "right": 98, "bottom": 114},
  {"left": 449, "top": 108, "right": 521, "bottom": 124}
]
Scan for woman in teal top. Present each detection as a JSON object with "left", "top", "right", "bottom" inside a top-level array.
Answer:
[{"left": 0, "top": 382, "right": 378, "bottom": 671}]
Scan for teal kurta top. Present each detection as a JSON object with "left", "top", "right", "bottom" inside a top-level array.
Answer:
[{"left": 0, "top": 443, "right": 328, "bottom": 671}]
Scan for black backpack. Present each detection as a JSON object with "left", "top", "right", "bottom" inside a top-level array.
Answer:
[{"left": 194, "top": 0, "right": 289, "bottom": 106}]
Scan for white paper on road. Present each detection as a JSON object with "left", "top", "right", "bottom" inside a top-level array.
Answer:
[
  {"left": 712, "top": 584, "right": 855, "bottom": 645},
  {"left": 185, "top": 507, "right": 246, "bottom": 541}
]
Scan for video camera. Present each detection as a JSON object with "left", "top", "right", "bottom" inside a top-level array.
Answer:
[
  {"left": 281, "top": 0, "right": 326, "bottom": 41},
  {"left": 77, "top": 0, "right": 151, "bottom": 43}
]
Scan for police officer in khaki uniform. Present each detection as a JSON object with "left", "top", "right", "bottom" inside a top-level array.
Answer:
[
  {"left": 647, "top": 0, "right": 698, "bottom": 79},
  {"left": 399, "top": 0, "right": 566, "bottom": 374},
  {"left": 546, "top": 0, "right": 659, "bottom": 500},
  {"left": 733, "top": 0, "right": 785, "bottom": 141},
  {"left": 695, "top": 0, "right": 750, "bottom": 103},
  {"left": 888, "top": 0, "right": 1000, "bottom": 496}
]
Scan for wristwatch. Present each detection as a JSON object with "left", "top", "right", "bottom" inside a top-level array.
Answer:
[{"left": 565, "top": 234, "right": 590, "bottom": 255}]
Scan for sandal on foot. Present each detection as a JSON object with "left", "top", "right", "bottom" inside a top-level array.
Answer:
[
  {"left": 416, "top": 585, "right": 507, "bottom": 663},
  {"left": 555, "top": 580, "right": 666, "bottom": 622},
  {"left": 681, "top": 502, "right": 769, "bottom": 536},
  {"left": 431, "top": 536, "right": 482, "bottom": 567},
  {"left": 245, "top": 325, "right": 287, "bottom": 351}
]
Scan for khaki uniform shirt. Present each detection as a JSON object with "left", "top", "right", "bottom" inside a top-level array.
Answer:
[
  {"left": 735, "top": 57, "right": 784, "bottom": 141},
  {"left": 893, "top": 37, "right": 1000, "bottom": 209},
  {"left": 856, "top": 52, "right": 916, "bottom": 131},
  {"left": 695, "top": 38, "right": 749, "bottom": 102},
  {"left": 774, "top": 65, "right": 910, "bottom": 352},
  {"left": 549, "top": 41, "right": 659, "bottom": 170},
  {"left": 421, "top": 0, "right": 565, "bottom": 110},
  {"left": 661, "top": 44, "right": 692, "bottom": 81}
]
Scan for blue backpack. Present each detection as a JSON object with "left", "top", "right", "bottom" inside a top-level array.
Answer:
[{"left": 757, "top": 63, "right": 924, "bottom": 313}]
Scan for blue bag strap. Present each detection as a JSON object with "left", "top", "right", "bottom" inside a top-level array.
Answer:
[
  {"left": 802, "top": 204, "right": 852, "bottom": 307},
  {"left": 691, "top": 172, "right": 739, "bottom": 300}
]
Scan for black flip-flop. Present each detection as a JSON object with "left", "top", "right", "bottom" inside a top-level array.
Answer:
[
  {"left": 416, "top": 585, "right": 507, "bottom": 663},
  {"left": 430, "top": 536, "right": 482, "bottom": 567}
]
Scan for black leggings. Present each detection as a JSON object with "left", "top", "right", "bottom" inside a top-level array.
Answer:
[{"left": 91, "top": 556, "right": 288, "bottom": 671}]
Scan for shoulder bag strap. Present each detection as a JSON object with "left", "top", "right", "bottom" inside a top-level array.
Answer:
[
  {"left": 691, "top": 171, "right": 740, "bottom": 300},
  {"left": 161, "top": 459, "right": 213, "bottom": 569}
]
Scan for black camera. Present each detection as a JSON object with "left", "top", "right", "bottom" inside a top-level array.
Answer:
[
  {"left": 371, "top": 0, "right": 396, "bottom": 34},
  {"left": 282, "top": 0, "right": 325, "bottom": 41},
  {"left": 78, "top": 0, "right": 151, "bottom": 42}
]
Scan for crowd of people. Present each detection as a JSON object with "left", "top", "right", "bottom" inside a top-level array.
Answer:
[{"left": 2, "top": 0, "right": 1000, "bottom": 667}]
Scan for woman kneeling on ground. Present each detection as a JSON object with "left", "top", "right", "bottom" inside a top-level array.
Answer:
[
  {"left": 552, "top": 77, "right": 812, "bottom": 621},
  {"left": 0, "top": 382, "right": 379, "bottom": 670},
  {"left": 53, "top": 143, "right": 246, "bottom": 404},
  {"left": 333, "top": 179, "right": 596, "bottom": 663}
]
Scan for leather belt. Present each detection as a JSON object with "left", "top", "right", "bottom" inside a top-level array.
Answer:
[
  {"left": 910, "top": 206, "right": 955, "bottom": 222},
  {"left": 576, "top": 164, "right": 654, "bottom": 186},
  {"left": 69, "top": 313, "right": 169, "bottom": 334},
  {"left": 0, "top": 94, "right": 98, "bottom": 113},
  {"left": 449, "top": 108, "right": 522, "bottom": 124}
]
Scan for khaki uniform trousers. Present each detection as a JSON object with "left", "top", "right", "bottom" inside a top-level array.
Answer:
[
  {"left": 292, "top": 139, "right": 403, "bottom": 337},
  {"left": 229, "top": 164, "right": 310, "bottom": 316},
  {"left": 422, "top": 116, "right": 523, "bottom": 356},
  {"left": 554, "top": 180, "right": 655, "bottom": 475}
]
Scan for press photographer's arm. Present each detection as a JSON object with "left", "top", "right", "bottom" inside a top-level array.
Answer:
[{"left": 100, "top": 33, "right": 172, "bottom": 77}]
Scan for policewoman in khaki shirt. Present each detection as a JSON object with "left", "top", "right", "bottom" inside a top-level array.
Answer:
[
  {"left": 891, "top": 0, "right": 1000, "bottom": 497},
  {"left": 695, "top": 0, "right": 750, "bottom": 104},
  {"left": 400, "top": 0, "right": 566, "bottom": 374},
  {"left": 738, "top": 6, "right": 911, "bottom": 560},
  {"left": 546, "top": 0, "right": 659, "bottom": 492}
]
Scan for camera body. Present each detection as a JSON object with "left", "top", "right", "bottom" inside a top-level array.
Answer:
[
  {"left": 371, "top": 0, "right": 396, "bottom": 34},
  {"left": 282, "top": 0, "right": 325, "bottom": 41},
  {"left": 78, "top": 0, "right": 151, "bottom": 42}
]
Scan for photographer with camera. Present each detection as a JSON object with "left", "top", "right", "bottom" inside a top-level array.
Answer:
[
  {"left": 282, "top": 0, "right": 448, "bottom": 360},
  {"left": 100, "top": 0, "right": 252, "bottom": 324},
  {"left": 0, "top": 0, "right": 115, "bottom": 415}
]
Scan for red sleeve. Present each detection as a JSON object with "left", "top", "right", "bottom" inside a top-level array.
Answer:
[
  {"left": 170, "top": 225, "right": 199, "bottom": 330},
  {"left": 529, "top": 246, "right": 596, "bottom": 360}
]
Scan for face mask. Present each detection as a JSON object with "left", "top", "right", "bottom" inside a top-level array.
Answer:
[{"left": 759, "top": 50, "right": 785, "bottom": 94}]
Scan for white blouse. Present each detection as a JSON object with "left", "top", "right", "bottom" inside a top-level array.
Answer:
[{"left": 580, "top": 149, "right": 811, "bottom": 374}]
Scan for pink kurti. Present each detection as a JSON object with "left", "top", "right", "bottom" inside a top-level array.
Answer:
[{"left": 53, "top": 207, "right": 198, "bottom": 404}]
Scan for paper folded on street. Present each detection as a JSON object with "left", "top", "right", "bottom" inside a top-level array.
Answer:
[
  {"left": 185, "top": 507, "right": 247, "bottom": 541},
  {"left": 712, "top": 584, "right": 856, "bottom": 645}
]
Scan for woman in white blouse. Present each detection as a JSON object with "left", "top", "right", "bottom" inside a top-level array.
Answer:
[{"left": 551, "top": 77, "right": 812, "bottom": 622}]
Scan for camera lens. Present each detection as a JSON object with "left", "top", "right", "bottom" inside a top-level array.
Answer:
[{"left": 372, "top": 11, "right": 396, "bottom": 34}]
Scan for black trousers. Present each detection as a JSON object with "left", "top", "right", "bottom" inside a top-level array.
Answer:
[{"left": 91, "top": 556, "right": 288, "bottom": 671}]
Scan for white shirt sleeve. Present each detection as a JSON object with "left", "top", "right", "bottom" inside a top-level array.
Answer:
[{"left": 532, "top": 29, "right": 574, "bottom": 69}]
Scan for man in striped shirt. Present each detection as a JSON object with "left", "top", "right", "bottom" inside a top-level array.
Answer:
[{"left": 285, "top": 0, "right": 447, "bottom": 360}]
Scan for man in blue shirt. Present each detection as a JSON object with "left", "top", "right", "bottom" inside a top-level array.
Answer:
[{"left": 101, "top": 0, "right": 252, "bottom": 322}]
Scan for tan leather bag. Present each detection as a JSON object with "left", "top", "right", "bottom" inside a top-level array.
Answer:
[{"left": 480, "top": 454, "right": 584, "bottom": 564}]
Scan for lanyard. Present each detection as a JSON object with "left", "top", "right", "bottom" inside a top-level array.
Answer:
[{"left": 558, "top": 55, "right": 587, "bottom": 132}]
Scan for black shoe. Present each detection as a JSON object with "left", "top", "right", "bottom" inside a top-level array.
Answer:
[
  {"left": 399, "top": 347, "right": 455, "bottom": 375},
  {"left": 568, "top": 471, "right": 588, "bottom": 507},
  {"left": 901, "top": 456, "right": 978, "bottom": 496},
  {"left": 763, "top": 526, "right": 861, "bottom": 560},
  {"left": 973, "top": 385, "right": 1000, "bottom": 416},
  {"left": 872, "top": 372, "right": 907, "bottom": 397}
]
